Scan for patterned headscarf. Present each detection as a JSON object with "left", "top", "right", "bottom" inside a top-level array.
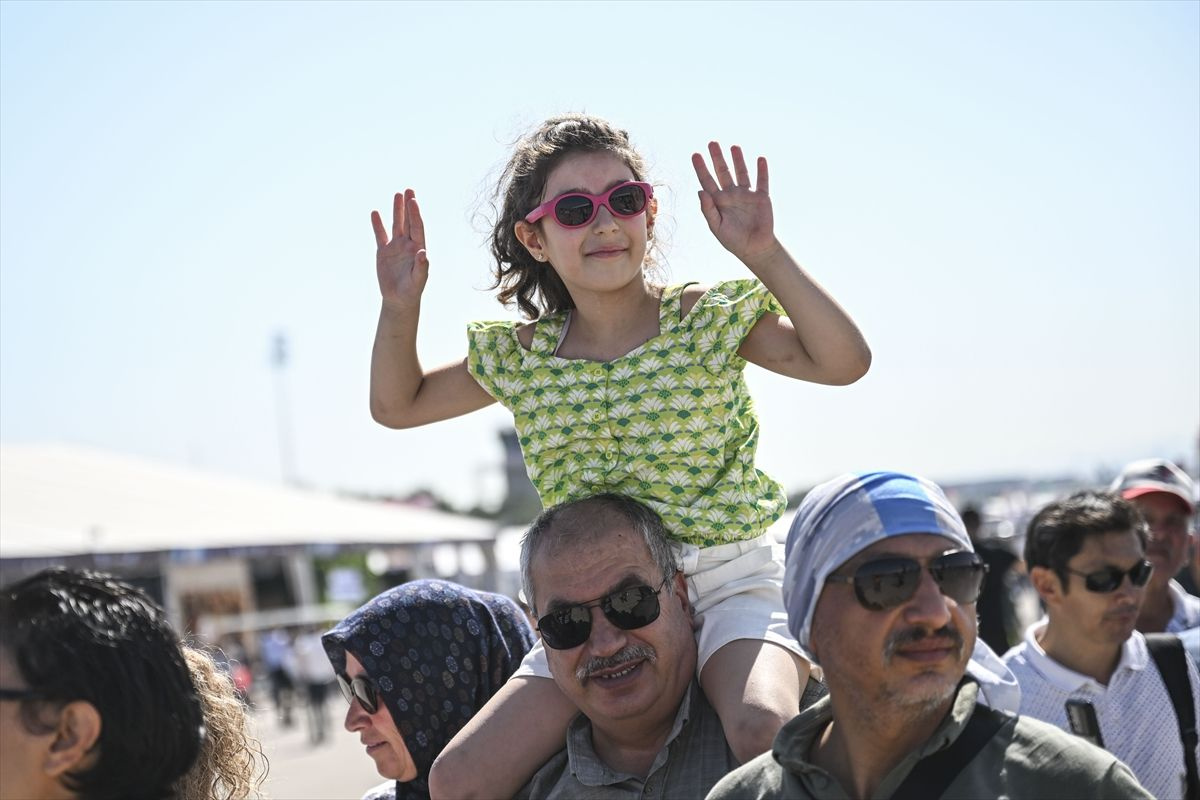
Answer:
[
  {"left": 322, "top": 579, "right": 535, "bottom": 800},
  {"left": 784, "top": 471, "right": 1020, "bottom": 712}
]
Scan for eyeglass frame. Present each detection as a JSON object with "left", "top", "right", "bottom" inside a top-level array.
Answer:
[
  {"left": 1063, "top": 559, "right": 1154, "bottom": 593},
  {"left": 824, "top": 550, "right": 989, "bottom": 611},
  {"left": 535, "top": 574, "right": 674, "bottom": 650},
  {"left": 524, "top": 181, "right": 654, "bottom": 229}
]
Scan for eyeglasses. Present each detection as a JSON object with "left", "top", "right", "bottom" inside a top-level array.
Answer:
[
  {"left": 826, "top": 551, "right": 988, "bottom": 611},
  {"left": 536, "top": 576, "right": 672, "bottom": 650},
  {"left": 336, "top": 673, "right": 380, "bottom": 714},
  {"left": 1065, "top": 560, "right": 1154, "bottom": 593},
  {"left": 0, "top": 688, "right": 40, "bottom": 701},
  {"left": 524, "top": 181, "right": 653, "bottom": 229}
]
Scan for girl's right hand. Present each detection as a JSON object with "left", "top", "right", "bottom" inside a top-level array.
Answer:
[{"left": 371, "top": 189, "right": 428, "bottom": 310}]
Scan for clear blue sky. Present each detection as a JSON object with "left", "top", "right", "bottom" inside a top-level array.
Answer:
[{"left": 2, "top": 1, "right": 1197, "bottom": 509}]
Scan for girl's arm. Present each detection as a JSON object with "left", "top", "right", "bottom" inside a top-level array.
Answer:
[
  {"left": 369, "top": 190, "right": 495, "bottom": 428},
  {"left": 692, "top": 144, "right": 871, "bottom": 386}
]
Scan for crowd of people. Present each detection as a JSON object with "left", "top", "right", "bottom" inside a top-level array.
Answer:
[
  {"left": 2, "top": 460, "right": 1195, "bottom": 799},
  {"left": 2, "top": 112, "right": 1195, "bottom": 800}
]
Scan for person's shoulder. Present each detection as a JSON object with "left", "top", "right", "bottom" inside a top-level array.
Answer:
[
  {"left": 1004, "top": 713, "right": 1150, "bottom": 791},
  {"left": 359, "top": 780, "right": 395, "bottom": 800},
  {"left": 705, "top": 750, "right": 792, "bottom": 800}
]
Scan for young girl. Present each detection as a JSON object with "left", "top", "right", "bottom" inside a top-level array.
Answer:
[{"left": 369, "top": 114, "right": 871, "bottom": 797}]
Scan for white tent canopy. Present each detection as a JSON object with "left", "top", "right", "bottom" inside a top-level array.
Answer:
[{"left": 0, "top": 444, "right": 494, "bottom": 559}]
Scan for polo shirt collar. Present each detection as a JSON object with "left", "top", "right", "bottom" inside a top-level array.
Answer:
[
  {"left": 564, "top": 679, "right": 697, "bottom": 787},
  {"left": 1023, "top": 617, "right": 1149, "bottom": 692}
]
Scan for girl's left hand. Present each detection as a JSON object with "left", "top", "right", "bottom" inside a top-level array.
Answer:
[{"left": 692, "top": 142, "right": 781, "bottom": 267}]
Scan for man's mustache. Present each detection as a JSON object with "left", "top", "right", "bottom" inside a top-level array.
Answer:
[
  {"left": 576, "top": 644, "right": 657, "bottom": 682},
  {"left": 884, "top": 624, "right": 965, "bottom": 661}
]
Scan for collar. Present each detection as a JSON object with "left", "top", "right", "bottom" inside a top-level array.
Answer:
[
  {"left": 773, "top": 681, "right": 986, "bottom": 789},
  {"left": 564, "top": 679, "right": 697, "bottom": 787},
  {"left": 1169, "top": 579, "right": 1200, "bottom": 629},
  {"left": 1022, "top": 617, "right": 1149, "bottom": 692}
]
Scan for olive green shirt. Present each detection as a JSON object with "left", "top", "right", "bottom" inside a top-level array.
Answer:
[{"left": 705, "top": 681, "right": 1152, "bottom": 800}]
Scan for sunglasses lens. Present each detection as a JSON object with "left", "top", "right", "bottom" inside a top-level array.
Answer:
[
  {"left": 1084, "top": 568, "right": 1122, "bottom": 593},
  {"left": 1130, "top": 560, "right": 1154, "bottom": 587},
  {"left": 604, "top": 585, "right": 661, "bottom": 630},
  {"left": 354, "top": 678, "right": 379, "bottom": 714},
  {"left": 853, "top": 559, "right": 921, "bottom": 610},
  {"left": 608, "top": 184, "right": 647, "bottom": 216},
  {"left": 932, "top": 553, "right": 987, "bottom": 604},
  {"left": 554, "top": 195, "right": 595, "bottom": 227},
  {"left": 539, "top": 605, "right": 592, "bottom": 650},
  {"left": 339, "top": 674, "right": 379, "bottom": 713}
]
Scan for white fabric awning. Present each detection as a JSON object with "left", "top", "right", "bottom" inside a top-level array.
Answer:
[{"left": 0, "top": 444, "right": 494, "bottom": 559}]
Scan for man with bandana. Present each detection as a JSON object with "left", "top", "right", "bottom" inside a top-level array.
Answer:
[{"left": 707, "top": 471, "right": 1151, "bottom": 800}]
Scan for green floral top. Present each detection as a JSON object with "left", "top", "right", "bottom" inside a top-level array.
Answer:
[{"left": 467, "top": 279, "right": 787, "bottom": 547}]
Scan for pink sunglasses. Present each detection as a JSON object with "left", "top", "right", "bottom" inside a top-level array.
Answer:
[{"left": 525, "top": 181, "right": 654, "bottom": 229}]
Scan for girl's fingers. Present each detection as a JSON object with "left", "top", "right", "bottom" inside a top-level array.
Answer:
[
  {"left": 391, "top": 192, "right": 406, "bottom": 241},
  {"left": 731, "top": 145, "right": 751, "bottom": 187},
  {"left": 407, "top": 194, "right": 426, "bottom": 248},
  {"left": 371, "top": 210, "right": 388, "bottom": 248},
  {"left": 692, "top": 152, "right": 720, "bottom": 194},
  {"left": 756, "top": 156, "right": 769, "bottom": 195},
  {"left": 707, "top": 141, "right": 734, "bottom": 190}
]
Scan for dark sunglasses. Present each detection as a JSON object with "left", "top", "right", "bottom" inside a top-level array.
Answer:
[
  {"left": 537, "top": 576, "right": 672, "bottom": 650},
  {"left": 0, "top": 688, "right": 41, "bottom": 701},
  {"left": 337, "top": 673, "right": 380, "bottom": 714},
  {"left": 524, "top": 181, "right": 653, "bottom": 229},
  {"left": 826, "top": 551, "right": 988, "bottom": 611},
  {"left": 1065, "top": 559, "right": 1154, "bottom": 593}
]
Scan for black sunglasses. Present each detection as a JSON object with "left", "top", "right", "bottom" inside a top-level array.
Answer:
[
  {"left": 1065, "top": 560, "right": 1154, "bottom": 593},
  {"left": 826, "top": 551, "right": 988, "bottom": 611},
  {"left": 537, "top": 576, "right": 672, "bottom": 650},
  {"left": 337, "top": 673, "right": 380, "bottom": 715},
  {"left": 0, "top": 688, "right": 41, "bottom": 701}
]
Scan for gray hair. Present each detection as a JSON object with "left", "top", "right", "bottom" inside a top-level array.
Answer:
[{"left": 520, "top": 494, "right": 679, "bottom": 615}]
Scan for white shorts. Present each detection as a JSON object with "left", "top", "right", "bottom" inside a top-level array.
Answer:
[{"left": 513, "top": 533, "right": 803, "bottom": 679}]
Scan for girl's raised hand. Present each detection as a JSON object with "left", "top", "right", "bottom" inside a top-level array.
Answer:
[
  {"left": 371, "top": 189, "right": 429, "bottom": 310},
  {"left": 692, "top": 143, "right": 780, "bottom": 268}
]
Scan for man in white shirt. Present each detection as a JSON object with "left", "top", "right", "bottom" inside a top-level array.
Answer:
[
  {"left": 1003, "top": 490, "right": 1200, "bottom": 799},
  {"left": 1110, "top": 458, "right": 1200, "bottom": 634}
]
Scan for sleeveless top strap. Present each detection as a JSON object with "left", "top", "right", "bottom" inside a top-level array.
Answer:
[
  {"left": 530, "top": 312, "right": 567, "bottom": 356},
  {"left": 659, "top": 283, "right": 694, "bottom": 327}
]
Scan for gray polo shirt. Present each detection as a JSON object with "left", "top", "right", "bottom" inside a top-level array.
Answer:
[
  {"left": 706, "top": 681, "right": 1152, "bottom": 800},
  {"left": 516, "top": 680, "right": 737, "bottom": 800}
]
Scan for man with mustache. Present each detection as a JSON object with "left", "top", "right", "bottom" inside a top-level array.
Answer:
[
  {"left": 1003, "top": 490, "right": 1200, "bottom": 800},
  {"left": 708, "top": 471, "right": 1150, "bottom": 800},
  {"left": 514, "top": 493, "right": 741, "bottom": 799},
  {"left": 1110, "top": 458, "right": 1200, "bottom": 634}
]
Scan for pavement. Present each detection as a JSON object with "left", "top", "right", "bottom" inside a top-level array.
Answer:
[{"left": 252, "top": 697, "right": 386, "bottom": 800}]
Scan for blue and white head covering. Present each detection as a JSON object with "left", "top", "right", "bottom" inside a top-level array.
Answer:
[
  {"left": 322, "top": 579, "right": 535, "bottom": 800},
  {"left": 784, "top": 471, "right": 1020, "bottom": 712}
]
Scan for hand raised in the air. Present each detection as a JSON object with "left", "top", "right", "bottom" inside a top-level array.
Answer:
[
  {"left": 692, "top": 143, "right": 781, "bottom": 268},
  {"left": 371, "top": 189, "right": 429, "bottom": 310}
]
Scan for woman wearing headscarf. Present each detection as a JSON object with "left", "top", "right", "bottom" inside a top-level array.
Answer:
[{"left": 322, "top": 579, "right": 534, "bottom": 800}]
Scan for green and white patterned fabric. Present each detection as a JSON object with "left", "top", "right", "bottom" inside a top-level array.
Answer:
[{"left": 467, "top": 278, "right": 787, "bottom": 547}]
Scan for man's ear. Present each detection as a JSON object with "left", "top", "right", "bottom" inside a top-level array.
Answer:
[
  {"left": 513, "top": 221, "right": 546, "bottom": 263},
  {"left": 670, "top": 571, "right": 693, "bottom": 620},
  {"left": 44, "top": 700, "right": 101, "bottom": 779},
  {"left": 1029, "top": 566, "right": 1064, "bottom": 609}
]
